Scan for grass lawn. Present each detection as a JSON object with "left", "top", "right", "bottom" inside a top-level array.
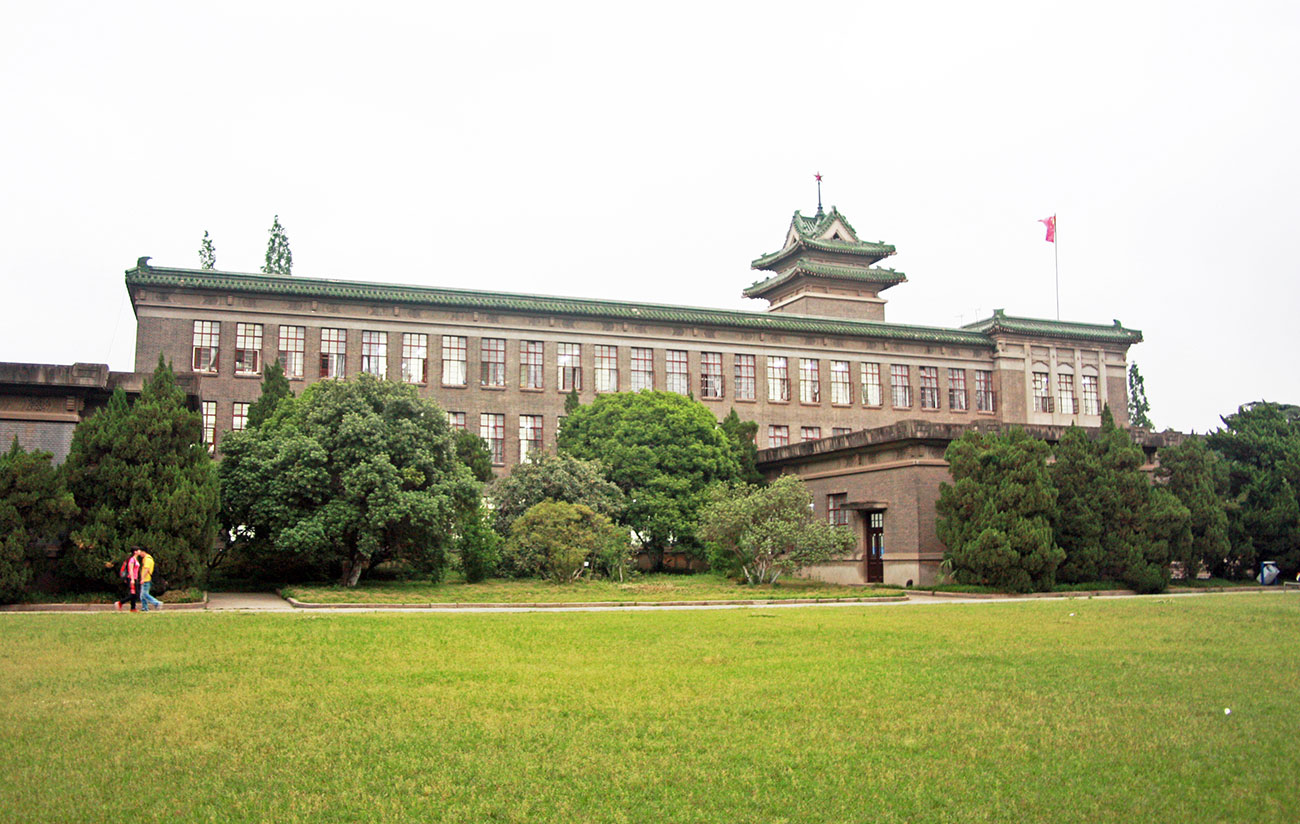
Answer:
[
  {"left": 283, "top": 573, "right": 902, "bottom": 604},
  {"left": 2, "top": 594, "right": 1297, "bottom": 823}
]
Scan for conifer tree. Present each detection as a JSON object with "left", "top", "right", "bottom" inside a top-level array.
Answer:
[
  {"left": 262, "top": 215, "right": 293, "bottom": 275},
  {"left": 1051, "top": 425, "right": 1106, "bottom": 582},
  {"left": 0, "top": 439, "right": 78, "bottom": 603},
  {"left": 1128, "top": 363, "right": 1153, "bottom": 428},
  {"left": 198, "top": 230, "right": 216, "bottom": 270},
  {"left": 64, "top": 356, "right": 220, "bottom": 587},
  {"left": 936, "top": 428, "right": 1064, "bottom": 593},
  {"left": 1155, "top": 437, "right": 1231, "bottom": 579},
  {"left": 247, "top": 359, "right": 293, "bottom": 430},
  {"left": 720, "top": 408, "right": 764, "bottom": 486}
]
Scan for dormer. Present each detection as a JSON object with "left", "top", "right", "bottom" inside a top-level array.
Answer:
[{"left": 745, "top": 207, "right": 906, "bottom": 321}]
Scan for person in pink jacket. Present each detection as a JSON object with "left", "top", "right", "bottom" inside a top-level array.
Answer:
[{"left": 115, "top": 551, "right": 141, "bottom": 612}]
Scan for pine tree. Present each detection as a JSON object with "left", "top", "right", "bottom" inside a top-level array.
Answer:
[
  {"left": 1051, "top": 425, "right": 1106, "bottom": 582},
  {"left": 1155, "top": 437, "right": 1230, "bottom": 579},
  {"left": 198, "top": 230, "right": 216, "bottom": 270},
  {"left": 262, "top": 215, "right": 293, "bottom": 275},
  {"left": 936, "top": 428, "right": 1064, "bottom": 593},
  {"left": 720, "top": 408, "right": 764, "bottom": 486},
  {"left": 64, "top": 356, "right": 220, "bottom": 587},
  {"left": 564, "top": 389, "right": 581, "bottom": 415},
  {"left": 1128, "top": 363, "right": 1153, "bottom": 428},
  {"left": 0, "top": 439, "right": 78, "bottom": 603},
  {"left": 247, "top": 359, "right": 293, "bottom": 429}
]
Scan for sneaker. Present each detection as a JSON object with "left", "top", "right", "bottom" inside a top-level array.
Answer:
[
  {"left": 115, "top": 601, "right": 122, "bottom": 611},
  {"left": 154, "top": 603, "right": 163, "bottom": 611},
  {"left": 131, "top": 608, "right": 138, "bottom": 612}
]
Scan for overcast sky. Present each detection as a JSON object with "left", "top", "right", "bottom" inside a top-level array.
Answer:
[{"left": 2, "top": 1, "right": 1295, "bottom": 434}]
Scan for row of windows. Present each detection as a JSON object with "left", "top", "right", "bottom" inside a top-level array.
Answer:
[
  {"left": 191, "top": 322, "right": 1000, "bottom": 412},
  {"left": 766, "top": 425, "right": 854, "bottom": 448},
  {"left": 1031, "top": 371, "right": 1102, "bottom": 415}
]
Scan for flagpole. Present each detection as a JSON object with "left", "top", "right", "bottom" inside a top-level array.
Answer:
[{"left": 1054, "top": 213, "right": 1060, "bottom": 320}]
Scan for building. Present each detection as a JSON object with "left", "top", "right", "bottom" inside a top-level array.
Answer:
[
  {"left": 122, "top": 205, "right": 1144, "bottom": 584},
  {"left": 0, "top": 362, "right": 200, "bottom": 463}
]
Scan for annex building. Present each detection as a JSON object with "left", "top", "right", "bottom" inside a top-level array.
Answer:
[{"left": 123, "top": 206, "right": 1146, "bottom": 586}]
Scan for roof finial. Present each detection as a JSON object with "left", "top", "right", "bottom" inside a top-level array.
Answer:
[{"left": 814, "top": 172, "right": 824, "bottom": 217}]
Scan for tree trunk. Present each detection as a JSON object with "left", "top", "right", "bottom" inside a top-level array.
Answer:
[{"left": 341, "top": 556, "right": 369, "bottom": 587}]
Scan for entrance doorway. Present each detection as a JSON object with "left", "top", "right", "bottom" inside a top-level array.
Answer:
[{"left": 864, "top": 511, "right": 884, "bottom": 583}]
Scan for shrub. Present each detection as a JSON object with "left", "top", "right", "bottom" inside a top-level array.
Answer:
[
  {"left": 457, "top": 503, "right": 502, "bottom": 583},
  {"left": 504, "top": 500, "right": 629, "bottom": 583}
]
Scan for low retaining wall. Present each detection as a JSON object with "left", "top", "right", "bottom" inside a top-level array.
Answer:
[
  {"left": 0, "top": 593, "right": 209, "bottom": 612},
  {"left": 284, "top": 595, "right": 909, "bottom": 610}
]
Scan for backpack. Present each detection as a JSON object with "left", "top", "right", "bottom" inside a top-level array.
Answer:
[{"left": 119, "top": 559, "right": 131, "bottom": 582}]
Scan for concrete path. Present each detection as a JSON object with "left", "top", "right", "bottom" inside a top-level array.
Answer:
[{"left": 205, "top": 592, "right": 295, "bottom": 611}]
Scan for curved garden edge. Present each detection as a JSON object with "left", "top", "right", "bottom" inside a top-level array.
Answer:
[
  {"left": 0, "top": 592, "right": 210, "bottom": 612},
  {"left": 281, "top": 594, "right": 911, "bottom": 610}
]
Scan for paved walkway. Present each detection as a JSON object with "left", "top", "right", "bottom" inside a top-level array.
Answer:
[{"left": 205, "top": 592, "right": 295, "bottom": 611}]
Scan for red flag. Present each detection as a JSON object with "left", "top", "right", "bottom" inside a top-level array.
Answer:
[{"left": 1039, "top": 215, "right": 1056, "bottom": 243}]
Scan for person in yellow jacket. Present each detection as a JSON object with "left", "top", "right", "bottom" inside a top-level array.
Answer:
[{"left": 135, "top": 547, "right": 163, "bottom": 611}]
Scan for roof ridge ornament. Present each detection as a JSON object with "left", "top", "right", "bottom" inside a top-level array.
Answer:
[{"left": 815, "top": 172, "right": 824, "bottom": 218}]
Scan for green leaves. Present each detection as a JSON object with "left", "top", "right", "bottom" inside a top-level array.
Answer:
[
  {"left": 218, "top": 373, "right": 479, "bottom": 586},
  {"left": 261, "top": 214, "right": 293, "bottom": 275}
]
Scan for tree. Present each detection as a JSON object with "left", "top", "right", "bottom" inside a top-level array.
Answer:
[
  {"left": 64, "top": 356, "right": 219, "bottom": 588},
  {"left": 247, "top": 359, "right": 293, "bottom": 430},
  {"left": 1052, "top": 407, "right": 1181, "bottom": 592},
  {"left": 1128, "top": 362, "right": 1153, "bottom": 429},
  {"left": 698, "top": 475, "right": 854, "bottom": 585},
  {"left": 557, "top": 391, "right": 740, "bottom": 568},
  {"left": 504, "top": 500, "right": 628, "bottom": 583},
  {"left": 0, "top": 440, "right": 78, "bottom": 603},
  {"left": 564, "top": 389, "right": 581, "bottom": 415},
  {"left": 486, "top": 452, "right": 624, "bottom": 537},
  {"left": 454, "top": 429, "right": 495, "bottom": 484},
  {"left": 1156, "top": 437, "right": 1231, "bottom": 579},
  {"left": 218, "top": 374, "right": 479, "bottom": 586},
  {"left": 720, "top": 408, "right": 764, "bottom": 486},
  {"left": 198, "top": 230, "right": 216, "bottom": 270},
  {"left": 1206, "top": 402, "right": 1300, "bottom": 576},
  {"left": 455, "top": 502, "right": 501, "bottom": 583},
  {"left": 262, "top": 214, "right": 293, "bottom": 275},
  {"left": 936, "top": 428, "right": 1063, "bottom": 593},
  {"left": 1050, "top": 426, "right": 1106, "bottom": 582}
]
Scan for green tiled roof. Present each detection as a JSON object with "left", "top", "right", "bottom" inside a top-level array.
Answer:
[
  {"left": 125, "top": 263, "right": 993, "bottom": 347},
  {"left": 962, "top": 309, "right": 1143, "bottom": 344},
  {"left": 752, "top": 208, "right": 895, "bottom": 271},
  {"left": 743, "top": 259, "right": 908, "bottom": 298}
]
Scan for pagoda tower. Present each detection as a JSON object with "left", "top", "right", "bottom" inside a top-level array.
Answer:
[{"left": 744, "top": 207, "right": 905, "bottom": 321}]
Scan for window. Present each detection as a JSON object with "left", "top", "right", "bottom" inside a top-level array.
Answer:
[
  {"left": 480, "top": 413, "right": 505, "bottom": 465},
  {"left": 700, "top": 352, "right": 723, "bottom": 399},
  {"left": 481, "top": 338, "right": 506, "bottom": 387},
  {"left": 446, "top": 411, "right": 466, "bottom": 430},
  {"left": 734, "top": 354, "right": 756, "bottom": 400},
  {"left": 521, "top": 341, "right": 544, "bottom": 389},
  {"left": 799, "top": 359, "right": 820, "bottom": 404},
  {"left": 890, "top": 364, "right": 912, "bottom": 408},
  {"left": 828, "top": 493, "right": 849, "bottom": 526},
  {"left": 595, "top": 345, "right": 618, "bottom": 393},
  {"left": 949, "top": 369, "right": 968, "bottom": 411},
  {"left": 919, "top": 366, "right": 940, "bottom": 409},
  {"left": 201, "top": 401, "right": 216, "bottom": 453},
  {"left": 192, "top": 321, "right": 219, "bottom": 373},
  {"left": 768, "top": 424, "right": 789, "bottom": 447},
  {"left": 630, "top": 347, "right": 654, "bottom": 391},
  {"left": 666, "top": 350, "right": 689, "bottom": 395},
  {"left": 1082, "top": 374, "right": 1100, "bottom": 415},
  {"left": 801, "top": 426, "right": 821, "bottom": 442},
  {"left": 519, "top": 415, "right": 543, "bottom": 462},
  {"left": 558, "top": 343, "right": 582, "bottom": 392},
  {"left": 861, "top": 362, "right": 882, "bottom": 406},
  {"left": 232, "top": 402, "right": 249, "bottom": 432},
  {"left": 361, "top": 331, "right": 387, "bottom": 378},
  {"left": 442, "top": 336, "right": 467, "bottom": 385},
  {"left": 767, "top": 356, "right": 790, "bottom": 402},
  {"left": 832, "top": 427, "right": 851, "bottom": 437},
  {"left": 320, "top": 328, "right": 346, "bottom": 379},
  {"left": 278, "top": 325, "right": 305, "bottom": 379},
  {"left": 234, "top": 323, "right": 262, "bottom": 375},
  {"left": 401, "top": 333, "right": 428, "bottom": 384},
  {"left": 1058, "top": 373, "right": 1077, "bottom": 414},
  {"left": 830, "top": 361, "right": 851, "bottom": 404},
  {"left": 1033, "top": 371, "right": 1052, "bottom": 412},
  {"left": 975, "top": 370, "right": 996, "bottom": 412}
]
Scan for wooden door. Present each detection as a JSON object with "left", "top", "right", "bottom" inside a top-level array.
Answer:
[{"left": 864, "top": 511, "right": 884, "bottom": 583}]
